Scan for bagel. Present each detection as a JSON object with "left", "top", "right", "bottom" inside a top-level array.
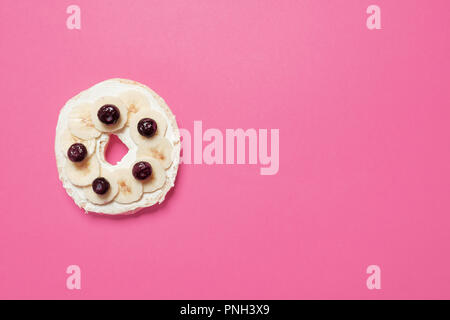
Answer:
[{"left": 55, "top": 79, "right": 180, "bottom": 215}]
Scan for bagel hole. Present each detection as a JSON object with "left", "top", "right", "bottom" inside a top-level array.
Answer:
[{"left": 105, "top": 134, "right": 129, "bottom": 165}]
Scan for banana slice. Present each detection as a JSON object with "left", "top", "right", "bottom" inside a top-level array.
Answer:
[
  {"left": 114, "top": 168, "right": 143, "bottom": 204},
  {"left": 90, "top": 96, "right": 128, "bottom": 133},
  {"left": 83, "top": 168, "right": 119, "bottom": 205},
  {"left": 134, "top": 157, "right": 166, "bottom": 193},
  {"left": 129, "top": 109, "right": 168, "bottom": 146},
  {"left": 60, "top": 129, "right": 96, "bottom": 159},
  {"left": 136, "top": 137, "right": 174, "bottom": 169},
  {"left": 68, "top": 102, "right": 101, "bottom": 139},
  {"left": 121, "top": 90, "right": 151, "bottom": 124},
  {"left": 64, "top": 155, "right": 100, "bottom": 186}
]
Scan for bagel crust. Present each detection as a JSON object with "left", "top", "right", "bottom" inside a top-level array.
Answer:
[{"left": 55, "top": 79, "right": 180, "bottom": 215}]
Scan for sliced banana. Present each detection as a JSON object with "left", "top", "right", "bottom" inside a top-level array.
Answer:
[
  {"left": 136, "top": 137, "right": 174, "bottom": 169},
  {"left": 68, "top": 102, "right": 101, "bottom": 139},
  {"left": 64, "top": 155, "right": 100, "bottom": 186},
  {"left": 90, "top": 96, "right": 128, "bottom": 133},
  {"left": 134, "top": 157, "right": 166, "bottom": 193},
  {"left": 129, "top": 109, "right": 168, "bottom": 146},
  {"left": 114, "top": 168, "right": 143, "bottom": 204},
  {"left": 60, "top": 129, "right": 96, "bottom": 159},
  {"left": 120, "top": 90, "right": 151, "bottom": 124},
  {"left": 83, "top": 168, "right": 119, "bottom": 205}
]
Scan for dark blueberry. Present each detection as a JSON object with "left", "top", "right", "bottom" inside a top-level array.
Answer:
[
  {"left": 67, "top": 143, "right": 87, "bottom": 162},
  {"left": 132, "top": 161, "right": 152, "bottom": 180},
  {"left": 97, "top": 104, "right": 120, "bottom": 125},
  {"left": 137, "top": 118, "right": 158, "bottom": 137},
  {"left": 92, "top": 177, "right": 110, "bottom": 195}
]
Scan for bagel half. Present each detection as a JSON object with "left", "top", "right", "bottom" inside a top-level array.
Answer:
[{"left": 55, "top": 79, "right": 180, "bottom": 215}]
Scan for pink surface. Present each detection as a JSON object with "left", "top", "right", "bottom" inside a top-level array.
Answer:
[{"left": 1, "top": 0, "right": 450, "bottom": 299}]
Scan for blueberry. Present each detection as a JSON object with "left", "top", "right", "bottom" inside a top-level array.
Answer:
[
  {"left": 67, "top": 143, "right": 87, "bottom": 162},
  {"left": 132, "top": 161, "right": 152, "bottom": 180},
  {"left": 97, "top": 104, "right": 120, "bottom": 125},
  {"left": 92, "top": 177, "right": 110, "bottom": 195},
  {"left": 137, "top": 118, "right": 157, "bottom": 137}
]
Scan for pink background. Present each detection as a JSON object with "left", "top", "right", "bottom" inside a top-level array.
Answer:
[{"left": 1, "top": 0, "right": 450, "bottom": 299}]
